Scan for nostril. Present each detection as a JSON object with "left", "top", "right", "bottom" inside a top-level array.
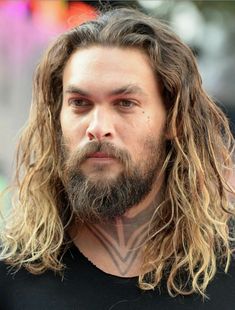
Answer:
[
  {"left": 87, "top": 128, "right": 112, "bottom": 141},
  {"left": 88, "top": 132, "right": 95, "bottom": 140}
]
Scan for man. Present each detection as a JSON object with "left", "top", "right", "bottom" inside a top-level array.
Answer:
[{"left": 0, "top": 7, "right": 235, "bottom": 310}]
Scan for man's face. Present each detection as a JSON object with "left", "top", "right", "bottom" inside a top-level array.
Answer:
[{"left": 60, "top": 46, "right": 166, "bottom": 222}]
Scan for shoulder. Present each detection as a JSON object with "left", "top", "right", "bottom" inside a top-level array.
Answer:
[
  {"left": 0, "top": 259, "right": 12, "bottom": 279},
  {"left": 223, "top": 254, "right": 235, "bottom": 276},
  {"left": 227, "top": 254, "right": 235, "bottom": 278},
  {"left": 0, "top": 259, "right": 17, "bottom": 297},
  {"left": 0, "top": 259, "right": 22, "bottom": 281},
  {"left": 0, "top": 258, "right": 40, "bottom": 292},
  {"left": 215, "top": 255, "right": 235, "bottom": 281},
  {"left": 207, "top": 255, "right": 235, "bottom": 297}
]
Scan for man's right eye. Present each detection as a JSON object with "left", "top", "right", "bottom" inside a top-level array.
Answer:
[{"left": 68, "top": 98, "right": 92, "bottom": 108}]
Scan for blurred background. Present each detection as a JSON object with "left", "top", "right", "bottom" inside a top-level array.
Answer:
[{"left": 0, "top": 0, "right": 235, "bottom": 195}]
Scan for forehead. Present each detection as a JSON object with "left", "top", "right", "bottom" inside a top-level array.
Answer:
[{"left": 62, "top": 46, "right": 158, "bottom": 94}]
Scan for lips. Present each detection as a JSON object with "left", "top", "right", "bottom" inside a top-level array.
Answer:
[{"left": 87, "top": 152, "right": 114, "bottom": 159}]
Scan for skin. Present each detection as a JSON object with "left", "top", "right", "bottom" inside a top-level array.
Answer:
[{"left": 60, "top": 46, "right": 167, "bottom": 277}]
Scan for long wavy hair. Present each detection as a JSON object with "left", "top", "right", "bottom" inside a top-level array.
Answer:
[{"left": 1, "top": 8, "right": 234, "bottom": 297}]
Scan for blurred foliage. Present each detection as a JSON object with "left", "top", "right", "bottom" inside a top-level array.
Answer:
[{"left": 195, "top": 0, "right": 235, "bottom": 13}]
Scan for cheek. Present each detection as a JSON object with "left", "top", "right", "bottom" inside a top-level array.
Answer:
[
  {"left": 126, "top": 117, "right": 165, "bottom": 161},
  {"left": 60, "top": 110, "right": 84, "bottom": 151},
  {"left": 121, "top": 127, "right": 150, "bottom": 162},
  {"left": 145, "top": 112, "right": 166, "bottom": 146}
]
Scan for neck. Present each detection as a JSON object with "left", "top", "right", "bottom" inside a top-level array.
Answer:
[{"left": 70, "top": 186, "right": 163, "bottom": 278}]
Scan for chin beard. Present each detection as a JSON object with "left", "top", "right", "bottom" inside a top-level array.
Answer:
[{"left": 61, "top": 140, "right": 164, "bottom": 224}]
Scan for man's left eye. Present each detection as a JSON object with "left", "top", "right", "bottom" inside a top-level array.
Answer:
[{"left": 116, "top": 100, "right": 135, "bottom": 109}]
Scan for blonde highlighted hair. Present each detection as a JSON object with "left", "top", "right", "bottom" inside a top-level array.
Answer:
[{"left": 1, "top": 8, "right": 234, "bottom": 297}]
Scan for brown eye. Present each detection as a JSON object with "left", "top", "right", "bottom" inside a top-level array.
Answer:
[
  {"left": 68, "top": 99, "right": 91, "bottom": 107},
  {"left": 117, "top": 100, "right": 135, "bottom": 109}
]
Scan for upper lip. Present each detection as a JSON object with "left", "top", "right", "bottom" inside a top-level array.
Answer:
[{"left": 87, "top": 152, "right": 114, "bottom": 159}]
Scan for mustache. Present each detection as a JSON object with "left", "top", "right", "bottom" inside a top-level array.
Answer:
[{"left": 62, "top": 140, "right": 132, "bottom": 170}]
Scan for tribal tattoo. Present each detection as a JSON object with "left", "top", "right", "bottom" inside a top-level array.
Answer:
[{"left": 86, "top": 203, "right": 156, "bottom": 276}]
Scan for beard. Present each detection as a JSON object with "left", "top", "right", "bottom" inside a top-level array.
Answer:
[{"left": 61, "top": 137, "right": 165, "bottom": 224}]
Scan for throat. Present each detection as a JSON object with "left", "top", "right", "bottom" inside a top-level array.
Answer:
[{"left": 71, "top": 201, "right": 157, "bottom": 277}]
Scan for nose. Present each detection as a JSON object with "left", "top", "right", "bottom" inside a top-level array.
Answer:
[{"left": 86, "top": 107, "right": 113, "bottom": 141}]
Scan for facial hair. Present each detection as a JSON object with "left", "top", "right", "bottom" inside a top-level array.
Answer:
[{"left": 61, "top": 138, "right": 164, "bottom": 224}]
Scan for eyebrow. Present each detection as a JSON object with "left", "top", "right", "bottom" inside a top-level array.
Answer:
[{"left": 64, "top": 84, "right": 147, "bottom": 98}]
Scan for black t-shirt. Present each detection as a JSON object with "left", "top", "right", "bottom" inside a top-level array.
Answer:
[{"left": 0, "top": 244, "right": 235, "bottom": 310}]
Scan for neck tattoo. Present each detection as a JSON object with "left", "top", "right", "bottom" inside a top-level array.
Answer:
[{"left": 86, "top": 202, "right": 156, "bottom": 276}]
